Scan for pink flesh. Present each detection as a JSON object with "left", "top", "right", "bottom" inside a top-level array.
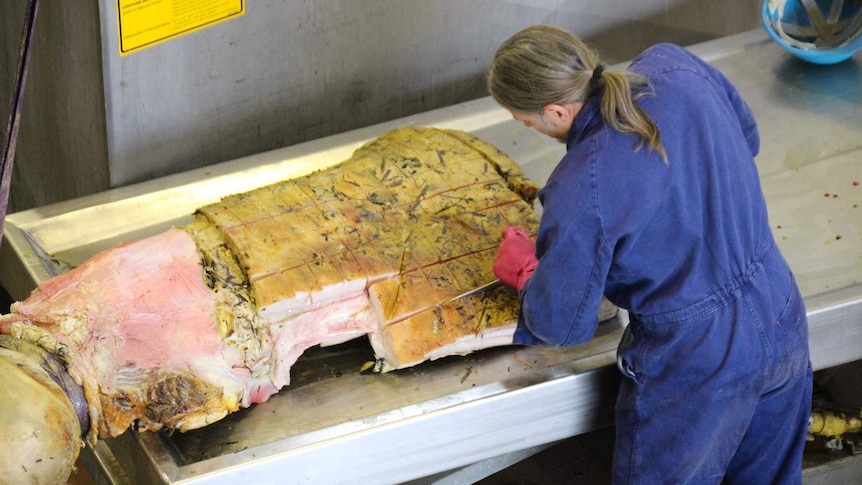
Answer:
[
  {"left": 270, "top": 293, "right": 377, "bottom": 389},
  {"left": 5, "top": 228, "right": 377, "bottom": 406},
  {"left": 11, "top": 229, "right": 231, "bottom": 389}
]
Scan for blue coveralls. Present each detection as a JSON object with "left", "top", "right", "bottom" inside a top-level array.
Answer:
[{"left": 515, "top": 44, "right": 812, "bottom": 484}]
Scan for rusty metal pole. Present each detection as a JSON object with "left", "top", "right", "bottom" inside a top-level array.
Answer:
[{"left": 0, "top": 0, "right": 40, "bottom": 250}]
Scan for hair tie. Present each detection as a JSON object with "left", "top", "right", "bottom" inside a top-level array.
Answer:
[{"left": 590, "top": 65, "right": 605, "bottom": 90}]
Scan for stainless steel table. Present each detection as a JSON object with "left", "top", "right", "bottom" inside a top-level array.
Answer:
[{"left": 1, "top": 29, "right": 860, "bottom": 484}]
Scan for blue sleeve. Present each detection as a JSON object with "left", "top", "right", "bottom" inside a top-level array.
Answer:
[{"left": 513, "top": 142, "right": 613, "bottom": 347}]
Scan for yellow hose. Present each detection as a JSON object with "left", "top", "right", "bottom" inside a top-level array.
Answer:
[{"left": 809, "top": 409, "right": 862, "bottom": 437}]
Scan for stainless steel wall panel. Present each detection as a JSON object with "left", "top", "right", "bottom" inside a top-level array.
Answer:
[
  {"left": 2, "top": 1, "right": 759, "bottom": 214},
  {"left": 0, "top": 1, "right": 110, "bottom": 212}
]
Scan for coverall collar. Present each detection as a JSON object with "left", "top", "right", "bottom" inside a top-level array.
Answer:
[{"left": 566, "top": 95, "right": 603, "bottom": 151}]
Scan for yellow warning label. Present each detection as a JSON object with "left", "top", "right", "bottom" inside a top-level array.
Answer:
[{"left": 117, "top": 0, "right": 244, "bottom": 56}]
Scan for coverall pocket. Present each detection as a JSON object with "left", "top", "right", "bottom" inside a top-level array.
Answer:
[{"left": 774, "top": 285, "right": 809, "bottom": 379}]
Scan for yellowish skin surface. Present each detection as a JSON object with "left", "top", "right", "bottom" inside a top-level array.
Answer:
[{"left": 0, "top": 347, "right": 81, "bottom": 485}]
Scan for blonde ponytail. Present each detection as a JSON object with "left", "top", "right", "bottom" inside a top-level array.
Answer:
[
  {"left": 597, "top": 69, "right": 668, "bottom": 162},
  {"left": 487, "top": 25, "right": 667, "bottom": 162}
]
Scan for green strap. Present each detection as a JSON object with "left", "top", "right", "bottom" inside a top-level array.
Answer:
[{"left": 800, "top": 0, "right": 835, "bottom": 43}]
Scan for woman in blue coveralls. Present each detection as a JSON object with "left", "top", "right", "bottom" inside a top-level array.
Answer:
[{"left": 488, "top": 25, "right": 812, "bottom": 484}]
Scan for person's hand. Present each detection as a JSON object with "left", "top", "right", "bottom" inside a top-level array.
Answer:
[{"left": 494, "top": 226, "right": 538, "bottom": 291}]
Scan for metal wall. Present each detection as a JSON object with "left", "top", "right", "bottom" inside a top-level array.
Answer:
[
  {"left": 1, "top": 0, "right": 761, "bottom": 213},
  {"left": 1, "top": 1, "right": 109, "bottom": 212}
]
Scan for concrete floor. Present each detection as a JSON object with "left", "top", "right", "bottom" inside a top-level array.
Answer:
[
  {"left": 474, "top": 425, "right": 862, "bottom": 485},
  {"left": 476, "top": 426, "right": 615, "bottom": 485}
]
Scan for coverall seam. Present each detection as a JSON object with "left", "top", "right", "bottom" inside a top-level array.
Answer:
[
  {"left": 636, "top": 62, "right": 728, "bottom": 97},
  {"left": 632, "top": 239, "right": 776, "bottom": 327},
  {"left": 742, "top": 289, "right": 774, "bottom": 378},
  {"left": 562, "top": 136, "right": 612, "bottom": 346},
  {"left": 628, "top": 352, "right": 646, "bottom": 485}
]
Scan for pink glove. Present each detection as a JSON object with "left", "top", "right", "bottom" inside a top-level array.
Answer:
[{"left": 494, "top": 226, "right": 538, "bottom": 291}]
